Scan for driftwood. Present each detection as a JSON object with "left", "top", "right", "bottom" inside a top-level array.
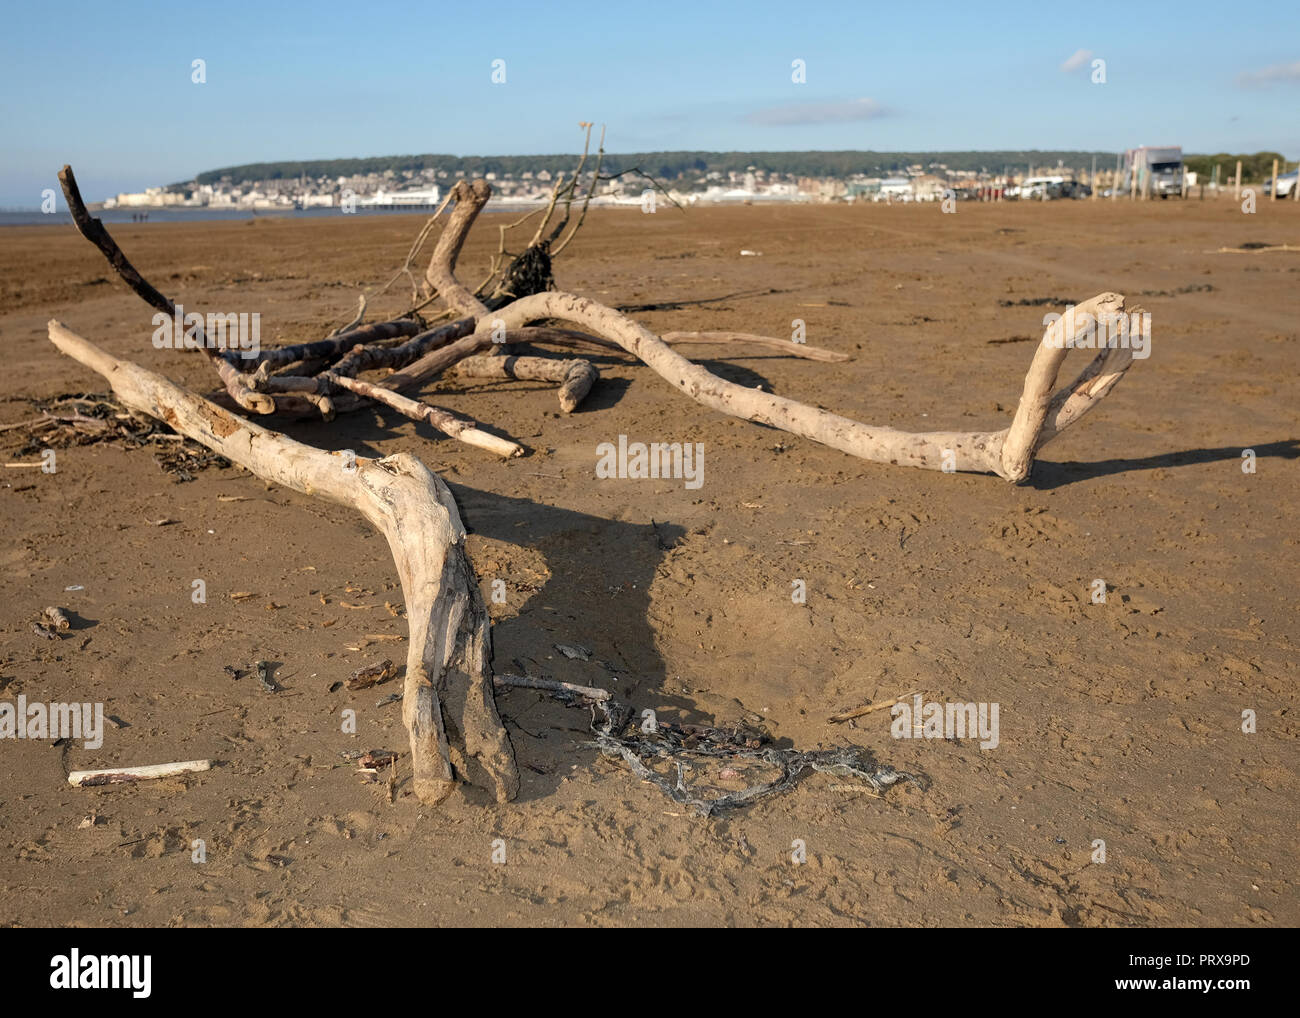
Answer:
[
  {"left": 46, "top": 146, "right": 1150, "bottom": 811},
  {"left": 68, "top": 759, "right": 211, "bottom": 786},
  {"left": 57, "top": 161, "right": 1143, "bottom": 480},
  {"left": 493, "top": 673, "right": 612, "bottom": 702},
  {"left": 457, "top": 354, "right": 598, "bottom": 413},
  {"left": 48, "top": 321, "right": 518, "bottom": 806}
]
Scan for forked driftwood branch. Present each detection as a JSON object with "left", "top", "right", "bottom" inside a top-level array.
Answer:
[
  {"left": 48, "top": 321, "right": 519, "bottom": 806},
  {"left": 491, "top": 289, "right": 1142, "bottom": 481}
]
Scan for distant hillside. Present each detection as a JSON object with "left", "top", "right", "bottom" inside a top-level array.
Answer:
[
  {"left": 1183, "top": 152, "right": 1287, "bottom": 182},
  {"left": 184, "top": 150, "right": 1121, "bottom": 187}
]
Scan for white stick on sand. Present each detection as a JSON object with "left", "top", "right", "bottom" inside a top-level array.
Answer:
[{"left": 68, "top": 759, "right": 212, "bottom": 786}]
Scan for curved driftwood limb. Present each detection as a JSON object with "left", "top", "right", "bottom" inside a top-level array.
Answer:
[
  {"left": 1029, "top": 307, "right": 1146, "bottom": 455},
  {"left": 426, "top": 179, "right": 492, "bottom": 318},
  {"left": 491, "top": 291, "right": 1006, "bottom": 473},
  {"left": 456, "top": 354, "right": 598, "bottom": 413},
  {"left": 47, "top": 319, "right": 519, "bottom": 806},
  {"left": 999, "top": 292, "right": 1128, "bottom": 481},
  {"left": 490, "top": 290, "right": 1139, "bottom": 481}
]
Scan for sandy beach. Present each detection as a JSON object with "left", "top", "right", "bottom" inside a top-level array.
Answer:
[{"left": 1, "top": 198, "right": 1296, "bottom": 927}]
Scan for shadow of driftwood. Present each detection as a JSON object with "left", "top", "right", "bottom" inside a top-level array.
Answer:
[
  {"left": 447, "top": 482, "right": 689, "bottom": 806},
  {"left": 615, "top": 286, "right": 793, "bottom": 314},
  {"left": 1028, "top": 439, "right": 1300, "bottom": 490}
]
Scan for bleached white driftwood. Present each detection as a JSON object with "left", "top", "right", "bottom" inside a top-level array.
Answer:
[
  {"left": 487, "top": 290, "right": 1139, "bottom": 482},
  {"left": 417, "top": 178, "right": 1143, "bottom": 483},
  {"left": 68, "top": 759, "right": 211, "bottom": 786},
  {"left": 48, "top": 320, "right": 519, "bottom": 807}
]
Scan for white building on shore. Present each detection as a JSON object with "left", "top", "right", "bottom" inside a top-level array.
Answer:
[{"left": 358, "top": 186, "right": 441, "bottom": 207}]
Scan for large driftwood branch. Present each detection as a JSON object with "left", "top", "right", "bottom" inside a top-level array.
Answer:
[
  {"left": 416, "top": 171, "right": 1141, "bottom": 481},
  {"left": 47, "top": 320, "right": 519, "bottom": 807},
  {"left": 487, "top": 290, "right": 1138, "bottom": 481}
]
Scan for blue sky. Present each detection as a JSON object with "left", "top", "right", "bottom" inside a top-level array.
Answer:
[{"left": 1, "top": 0, "right": 1297, "bottom": 206}]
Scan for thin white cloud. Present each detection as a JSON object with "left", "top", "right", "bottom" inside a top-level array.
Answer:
[
  {"left": 747, "top": 97, "right": 887, "bottom": 126},
  {"left": 1060, "top": 49, "right": 1093, "bottom": 73},
  {"left": 1237, "top": 61, "right": 1300, "bottom": 87}
]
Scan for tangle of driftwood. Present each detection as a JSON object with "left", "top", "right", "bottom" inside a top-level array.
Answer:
[{"left": 47, "top": 142, "right": 1148, "bottom": 807}]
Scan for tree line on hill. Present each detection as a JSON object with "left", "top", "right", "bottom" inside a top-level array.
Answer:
[
  {"left": 186, "top": 150, "right": 1120, "bottom": 188},
  {"left": 1182, "top": 152, "right": 1288, "bottom": 183},
  {"left": 181, "top": 149, "right": 1291, "bottom": 190}
]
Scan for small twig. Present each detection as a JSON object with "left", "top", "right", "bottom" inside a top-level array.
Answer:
[
  {"left": 828, "top": 690, "right": 921, "bottom": 723},
  {"left": 493, "top": 673, "right": 611, "bottom": 702}
]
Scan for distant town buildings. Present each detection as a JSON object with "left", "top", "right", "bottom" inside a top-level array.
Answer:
[{"left": 102, "top": 159, "right": 1132, "bottom": 210}]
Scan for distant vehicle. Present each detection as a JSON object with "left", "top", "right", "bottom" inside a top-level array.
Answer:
[
  {"left": 1260, "top": 170, "right": 1298, "bottom": 198},
  {"left": 1014, "top": 175, "right": 1065, "bottom": 200},
  {"left": 1120, "top": 146, "right": 1185, "bottom": 198},
  {"left": 1052, "top": 180, "right": 1092, "bottom": 199}
]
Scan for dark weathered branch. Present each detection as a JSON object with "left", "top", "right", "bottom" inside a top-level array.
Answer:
[{"left": 58, "top": 164, "right": 276, "bottom": 414}]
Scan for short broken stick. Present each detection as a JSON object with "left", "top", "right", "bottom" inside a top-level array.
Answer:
[
  {"left": 68, "top": 760, "right": 211, "bottom": 786},
  {"left": 457, "top": 354, "right": 598, "bottom": 413},
  {"left": 493, "top": 673, "right": 611, "bottom": 702}
]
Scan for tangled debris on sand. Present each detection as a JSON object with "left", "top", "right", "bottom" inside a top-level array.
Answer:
[
  {"left": 2, "top": 392, "right": 229, "bottom": 481},
  {"left": 499, "top": 677, "right": 925, "bottom": 816}
]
